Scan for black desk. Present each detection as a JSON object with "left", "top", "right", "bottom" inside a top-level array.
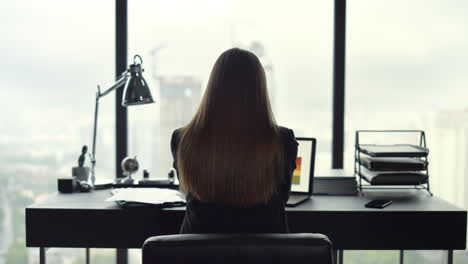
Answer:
[{"left": 26, "top": 190, "right": 466, "bottom": 264}]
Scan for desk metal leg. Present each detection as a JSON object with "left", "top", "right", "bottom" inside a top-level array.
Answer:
[
  {"left": 39, "top": 247, "right": 47, "bottom": 264},
  {"left": 332, "top": 250, "right": 343, "bottom": 264},
  {"left": 117, "top": 248, "right": 128, "bottom": 264},
  {"left": 332, "top": 250, "right": 337, "bottom": 264},
  {"left": 448, "top": 250, "right": 453, "bottom": 264},
  {"left": 86, "top": 248, "right": 90, "bottom": 264},
  {"left": 400, "top": 250, "right": 404, "bottom": 264}
]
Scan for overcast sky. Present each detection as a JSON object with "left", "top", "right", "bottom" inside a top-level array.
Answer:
[
  {"left": 1, "top": 0, "right": 468, "bottom": 172},
  {"left": 1, "top": 0, "right": 467, "bottom": 122}
]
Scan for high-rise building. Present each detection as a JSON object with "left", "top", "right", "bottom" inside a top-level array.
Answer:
[
  {"left": 245, "top": 41, "right": 277, "bottom": 112},
  {"left": 158, "top": 76, "right": 202, "bottom": 174},
  {"left": 430, "top": 109, "right": 468, "bottom": 209}
]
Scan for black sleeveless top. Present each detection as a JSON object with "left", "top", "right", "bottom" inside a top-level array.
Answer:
[{"left": 170, "top": 126, "right": 298, "bottom": 234}]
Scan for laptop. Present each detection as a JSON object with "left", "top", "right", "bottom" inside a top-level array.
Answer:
[{"left": 286, "top": 137, "right": 316, "bottom": 207}]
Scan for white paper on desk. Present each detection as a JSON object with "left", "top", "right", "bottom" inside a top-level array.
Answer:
[{"left": 106, "top": 188, "right": 185, "bottom": 205}]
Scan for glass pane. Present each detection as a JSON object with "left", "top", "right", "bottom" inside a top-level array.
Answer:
[
  {"left": 129, "top": 249, "right": 142, "bottom": 264},
  {"left": 128, "top": 0, "right": 333, "bottom": 182},
  {"left": 0, "top": 1, "right": 115, "bottom": 263},
  {"left": 404, "top": 250, "right": 446, "bottom": 264},
  {"left": 347, "top": 1, "right": 468, "bottom": 263},
  {"left": 345, "top": 250, "right": 399, "bottom": 264},
  {"left": 455, "top": 250, "right": 468, "bottom": 264},
  {"left": 347, "top": 0, "right": 468, "bottom": 204},
  {"left": 34, "top": 248, "right": 116, "bottom": 264}
]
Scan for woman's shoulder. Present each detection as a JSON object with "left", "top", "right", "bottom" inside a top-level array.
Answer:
[
  {"left": 277, "top": 126, "right": 297, "bottom": 140},
  {"left": 171, "top": 128, "right": 184, "bottom": 152},
  {"left": 172, "top": 128, "right": 183, "bottom": 138},
  {"left": 277, "top": 126, "right": 299, "bottom": 151}
]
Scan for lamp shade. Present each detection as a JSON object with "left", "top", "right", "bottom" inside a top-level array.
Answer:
[{"left": 122, "top": 63, "right": 155, "bottom": 106}]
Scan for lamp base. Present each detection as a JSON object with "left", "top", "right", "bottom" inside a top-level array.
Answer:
[{"left": 93, "top": 177, "right": 114, "bottom": 190}]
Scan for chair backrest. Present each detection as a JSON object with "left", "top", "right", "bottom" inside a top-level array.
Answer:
[{"left": 142, "top": 233, "right": 333, "bottom": 264}]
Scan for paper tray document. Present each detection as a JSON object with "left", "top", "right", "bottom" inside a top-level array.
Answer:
[{"left": 106, "top": 188, "right": 186, "bottom": 206}]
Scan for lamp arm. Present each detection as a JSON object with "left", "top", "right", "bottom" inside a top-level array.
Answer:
[
  {"left": 90, "top": 71, "right": 128, "bottom": 187},
  {"left": 98, "top": 72, "right": 128, "bottom": 98}
]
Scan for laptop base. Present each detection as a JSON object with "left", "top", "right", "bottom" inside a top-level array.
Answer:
[{"left": 286, "top": 194, "right": 310, "bottom": 207}]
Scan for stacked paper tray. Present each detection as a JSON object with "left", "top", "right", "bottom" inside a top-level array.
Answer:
[
  {"left": 106, "top": 188, "right": 186, "bottom": 207},
  {"left": 359, "top": 156, "right": 428, "bottom": 171},
  {"left": 354, "top": 131, "right": 432, "bottom": 194},
  {"left": 358, "top": 166, "right": 428, "bottom": 185},
  {"left": 358, "top": 144, "right": 429, "bottom": 157}
]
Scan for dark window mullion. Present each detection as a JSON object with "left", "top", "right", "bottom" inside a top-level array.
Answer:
[
  {"left": 116, "top": 1, "right": 128, "bottom": 264},
  {"left": 332, "top": 0, "right": 346, "bottom": 169},
  {"left": 116, "top": 0, "right": 128, "bottom": 179}
]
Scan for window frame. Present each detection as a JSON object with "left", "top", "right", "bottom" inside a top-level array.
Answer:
[{"left": 114, "top": 0, "right": 347, "bottom": 262}]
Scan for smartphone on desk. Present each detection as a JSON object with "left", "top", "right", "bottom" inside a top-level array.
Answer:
[{"left": 365, "top": 199, "right": 392, "bottom": 209}]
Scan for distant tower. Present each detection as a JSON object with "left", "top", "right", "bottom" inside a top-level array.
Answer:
[
  {"left": 148, "top": 46, "right": 202, "bottom": 175},
  {"left": 159, "top": 76, "right": 201, "bottom": 129},
  {"left": 432, "top": 109, "right": 468, "bottom": 208},
  {"left": 246, "top": 42, "right": 277, "bottom": 112},
  {"left": 229, "top": 25, "right": 276, "bottom": 110}
]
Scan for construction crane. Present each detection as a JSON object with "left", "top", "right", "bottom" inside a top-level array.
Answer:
[{"left": 149, "top": 44, "right": 165, "bottom": 81}]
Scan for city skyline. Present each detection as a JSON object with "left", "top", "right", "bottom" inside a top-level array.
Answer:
[{"left": 1, "top": 0, "right": 468, "bottom": 263}]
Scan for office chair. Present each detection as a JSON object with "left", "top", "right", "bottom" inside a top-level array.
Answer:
[{"left": 142, "top": 233, "right": 333, "bottom": 264}]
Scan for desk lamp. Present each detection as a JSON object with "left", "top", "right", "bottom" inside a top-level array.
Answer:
[{"left": 90, "top": 55, "right": 154, "bottom": 188}]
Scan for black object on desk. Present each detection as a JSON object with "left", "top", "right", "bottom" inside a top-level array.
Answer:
[
  {"left": 365, "top": 199, "right": 392, "bottom": 209},
  {"left": 313, "top": 177, "right": 357, "bottom": 195},
  {"left": 57, "top": 177, "right": 77, "bottom": 193}
]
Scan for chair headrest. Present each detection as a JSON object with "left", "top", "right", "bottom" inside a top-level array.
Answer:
[{"left": 143, "top": 233, "right": 333, "bottom": 264}]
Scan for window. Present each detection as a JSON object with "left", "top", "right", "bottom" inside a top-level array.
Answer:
[
  {"left": 3, "top": 1, "right": 465, "bottom": 263},
  {"left": 0, "top": 1, "right": 115, "bottom": 263},
  {"left": 346, "top": 0, "right": 468, "bottom": 262},
  {"left": 128, "top": 0, "right": 334, "bottom": 181}
]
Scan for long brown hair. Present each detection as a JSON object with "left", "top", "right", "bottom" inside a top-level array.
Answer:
[{"left": 177, "top": 48, "right": 283, "bottom": 207}]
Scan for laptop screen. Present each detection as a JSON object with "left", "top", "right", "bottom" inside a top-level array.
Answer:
[{"left": 291, "top": 138, "right": 316, "bottom": 194}]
